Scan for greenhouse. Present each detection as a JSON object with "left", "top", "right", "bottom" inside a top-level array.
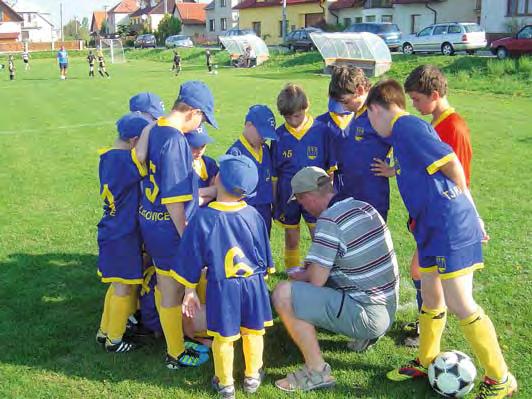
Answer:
[{"left": 219, "top": 34, "right": 270, "bottom": 67}]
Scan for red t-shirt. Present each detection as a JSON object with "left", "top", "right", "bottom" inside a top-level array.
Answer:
[{"left": 433, "top": 108, "right": 472, "bottom": 187}]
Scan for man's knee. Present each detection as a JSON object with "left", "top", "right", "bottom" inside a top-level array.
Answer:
[{"left": 272, "top": 281, "right": 292, "bottom": 313}]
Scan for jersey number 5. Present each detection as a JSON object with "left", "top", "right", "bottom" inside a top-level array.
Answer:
[
  {"left": 224, "top": 247, "right": 254, "bottom": 279},
  {"left": 145, "top": 161, "right": 160, "bottom": 203},
  {"left": 101, "top": 184, "right": 116, "bottom": 216}
]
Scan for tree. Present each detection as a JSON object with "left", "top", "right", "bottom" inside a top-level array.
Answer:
[
  {"left": 155, "top": 14, "right": 181, "bottom": 45},
  {"left": 63, "top": 18, "right": 90, "bottom": 42}
]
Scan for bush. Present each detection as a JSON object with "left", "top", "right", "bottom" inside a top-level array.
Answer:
[
  {"left": 517, "top": 56, "right": 532, "bottom": 76},
  {"left": 487, "top": 59, "right": 516, "bottom": 76},
  {"left": 155, "top": 15, "right": 181, "bottom": 45}
]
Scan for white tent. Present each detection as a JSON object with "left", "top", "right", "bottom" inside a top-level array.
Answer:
[
  {"left": 219, "top": 34, "right": 269, "bottom": 66},
  {"left": 310, "top": 32, "right": 392, "bottom": 77}
]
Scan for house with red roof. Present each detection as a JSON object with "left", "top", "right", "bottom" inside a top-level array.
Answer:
[
  {"left": 173, "top": 2, "right": 207, "bottom": 38},
  {"left": 130, "top": 0, "right": 175, "bottom": 33},
  {"left": 107, "top": 0, "right": 139, "bottom": 34},
  {"left": 0, "top": 0, "right": 23, "bottom": 42},
  {"left": 91, "top": 10, "right": 107, "bottom": 35}
]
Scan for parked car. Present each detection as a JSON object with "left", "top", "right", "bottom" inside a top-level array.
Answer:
[
  {"left": 401, "top": 22, "right": 487, "bottom": 56},
  {"left": 134, "top": 34, "right": 157, "bottom": 49},
  {"left": 218, "top": 28, "right": 256, "bottom": 48},
  {"left": 490, "top": 25, "right": 532, "bottom": 59},
  {"left": 165, "top": 35, "right": 194, "bottom": 48},
  {"left": 344, "top": 23, "right": 402, "bottom": 51},
  {"left": 284, "top": 27, "right": 322, "bottom": 51}
]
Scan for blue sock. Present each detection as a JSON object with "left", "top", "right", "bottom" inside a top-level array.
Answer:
[{"left": 413, "top": 279, "right": 422, "bottom": 312}]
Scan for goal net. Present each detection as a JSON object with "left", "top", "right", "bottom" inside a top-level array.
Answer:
[{"left": 99, "top": 38, "right": 126, "bottom": 64}]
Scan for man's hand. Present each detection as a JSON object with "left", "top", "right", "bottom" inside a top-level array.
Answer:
[
  {"left": 371, "top": 158, "right": 396, "bottom": 177},
  {"left": 182, "top": 288, "right": 201, "bottom": 318}
]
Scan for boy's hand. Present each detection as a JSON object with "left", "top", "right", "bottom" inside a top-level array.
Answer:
[
  {"left": 371, "top": 158, "right": 396, "bottom": 178},
  {"left": 182, "top": 288, "right": 201, "bottom": 318},
  {"left": 479, "top": 217, "right": 490, "bottom": 243}
]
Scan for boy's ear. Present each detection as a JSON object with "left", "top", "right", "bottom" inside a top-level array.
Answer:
[
  {"left": 430, "top": 90, "right": 441, "bottom": 102},
  {"left": 356, "top": 85, "right": 366, "bottom": 96}
]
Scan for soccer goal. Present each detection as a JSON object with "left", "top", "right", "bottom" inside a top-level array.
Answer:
[{"left": 99, "top": 38, "right": 126, "bottom": 64}]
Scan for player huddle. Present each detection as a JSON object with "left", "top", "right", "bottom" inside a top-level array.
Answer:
[{"left": 96, "top": 65, "right": 516, "bottom": 399}]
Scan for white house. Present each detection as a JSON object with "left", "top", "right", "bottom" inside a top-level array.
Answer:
[
  {"left": 0, "top": 0, "right": 23, "bottom": 42},
  {"left": 17, "top": 11, "right": 55, "bottom": 42},
  {"left": 480, "top": 0, "right": 532, "bottom": 39},
  {"left": 130, "top": 0, "right": 173, "bottom": 32},
  {"left": 107, "top": 0, "right": 139, "bottom": 34},
  {"left": 204, "top": 0, "right": 240, "bottom": 41}
]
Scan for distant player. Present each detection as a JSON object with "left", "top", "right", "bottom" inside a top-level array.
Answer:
[
  {"left": 178, "top": 154, "right": 274, "bottom": 399},
  {"left": 8, "top": 55, "right": 15, "bottom": 81},
  {"left": 22, "top": 50, "right": 30, "bottom": 71},
  {"left": 56, "top": 46, "right": 68, "bottom": 80},
  {"left": 87, "top": 51, "right": 96, "bottom": 78},
  {"left": 97, "top": 51, "right": 110, "bottom": 78},
  {"left": 96, "top": 113, "right": 150, "bottom": 352},
  {"left": 172, "top": 50, "right": 181, "bottom": 76},
  {"left": 206, "top": 50, "right": 213, "bottom": 73}
]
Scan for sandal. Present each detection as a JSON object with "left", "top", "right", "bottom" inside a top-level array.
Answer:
[{"left": 275, "top": 363, "right": 335, "bottom": 392}]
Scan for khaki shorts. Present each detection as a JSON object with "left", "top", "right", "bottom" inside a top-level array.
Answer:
[{"left": 291, "top": 281, "right": 396, "bottom": 340}]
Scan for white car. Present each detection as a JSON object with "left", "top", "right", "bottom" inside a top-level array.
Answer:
[
  {"left": 401, "top": 22, "right": 487, "bottom": 56},
  {"left": 165, "top": 35, "right": 194, "bottom": 48}
]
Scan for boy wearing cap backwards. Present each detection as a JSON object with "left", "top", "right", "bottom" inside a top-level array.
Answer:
[
  {"left": 226, "top": 104, "right": 277, "bottom": 235},
  {"left": 138, "top": 80, "right": 218, "bottom": 369},
  {"left": 365, "top": 79, "right": 516, "bottom": 399},
  {"left": 177, "top": 154, "right": 274, "bottom": 399},
  {"left": 272, "top": 83, "right": 337, "bottom": 274},
  {"left": 96, "top": 113, "right": 151, "bottom": 352},
  {"left": 402, "top": 65, "right": 475, "bottom": 347}
]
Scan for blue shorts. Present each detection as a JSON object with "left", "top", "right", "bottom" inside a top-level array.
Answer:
[
  {"left": 139, "top": 215, "right": 181, "bottom": 274},
  {"left": 252, "top": 203, "right": 272, "bottom": 236},
  {"left": 98, "top": 233, "right": 143, "bottom": 284},
  {"left": 419, "top": 242, "right": 484, "bottom": 280},
  {"left": 206, "top": 274, "right": 273, "bottom": 341},
  {"left": 59, "top": 63, "right": 68, "bottom": 69},
  {"left": 274, "top": 179, "right": 316, "bottom": 228}
]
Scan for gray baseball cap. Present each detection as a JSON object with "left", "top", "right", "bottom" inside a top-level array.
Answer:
[{"left": 288, "top": 167, "right": 331, "bottom": 202}]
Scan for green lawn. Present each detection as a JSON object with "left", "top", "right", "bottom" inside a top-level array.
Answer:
[{"left": 0, "top": 54, "right": 530, "bottom": 399}]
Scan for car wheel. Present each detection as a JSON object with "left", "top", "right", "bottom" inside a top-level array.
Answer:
[
  {"left": 496, "top": 47, "right": 508, "bottom": 60},
  {"left": 402, "top": 43, "right": 414, "bottom": 55},
  {"left": 288, "top": 44, "right": 293, "bottom": 51},
  {"left": 441, "top": 42, "right": 455, "bottom": 56},
  {"left": 466, "top": 50, "right": 475, "bottom": 55}
]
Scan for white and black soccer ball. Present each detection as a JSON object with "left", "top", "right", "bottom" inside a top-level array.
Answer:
[{"left": 428, "top": 351, "right": 477, "bottom": 398}]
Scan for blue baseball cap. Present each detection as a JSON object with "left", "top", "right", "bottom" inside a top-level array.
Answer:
[
  {"left": 129, "top": 92, "right": 165, "bottom": 119},
  {"left": 245, "top": 104, "right": 277, "bottom": 140},
  {"left": 176, "top": 81, "right": 218, "bottom": 129},
  {"left": 218, "top": 154, "right": 258, "bottom": 198},
  {"left": 186, "top": 124, "right": 214, "bottom": 148},
  {"left": 116, "top": 113, "right": 150, "bottom": 140},
  {"left": 328, "top": 98, "right": 350, "bottom": 115}
]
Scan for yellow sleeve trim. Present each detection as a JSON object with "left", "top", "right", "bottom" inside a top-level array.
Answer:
[
  {"left": 327, "top": 165, "right": 338, "bottom": 174},
  {"left": 97, "top": 147, "right": 112, "bottom": 155},
  {"left": 131, "top": 149, "right": 147, "bottom": 177},
  {"left": 426, "top": 153, "right": 456, "bottom": 175},
  {"left": 271, "top": 176, "right": 278, "bottom": 182},
  {"left": 161, "top": 194, "right": 193, "bottom": 204}
]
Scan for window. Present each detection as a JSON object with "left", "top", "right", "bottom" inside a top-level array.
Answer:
[
  {"left": 279, "top": 20, "right": 289, "bottom": 37},
  {"left": 507, "top": 0, "right": 532, "bottom": 16},
  {"left": 344, "top": 17, "right": 352, "bottom": 27},
  {"left": 209, "top": 19, "right": 215, "bottom": 32},
  {"left": 0, "top": 10, "right": 4, "bottom": 21},
  {"left": 220, "top": 18, "right": 227, "bottom": 31},
  {"left": 355, "top": 17, "right": 363, "bottom": 23},
  {"left": 252, "top": 21, "right": 261, "bottom": 36},
  {"left": 433, "top": 25, "right": 448, "bottom": 35},
  {"left": 517, "top": 25, "right": 532, "bottom": 38},
  {"left": 448, "top": 25, "right": 462, "bottom": 34},
  {"left": 364, "top": 0, "right": 392, "bottom": 7},
  {"left": 418, "top": 26, "right": 433, "bottom": 36},
  {"left": 220, "top": 0, "right": 227, "bottom": 7},
  {"left": 381, "top": 15, "right": 392, "bottom": 23},
  {"left": 365, "top": 15, "right": 376, "bottom": 22}
]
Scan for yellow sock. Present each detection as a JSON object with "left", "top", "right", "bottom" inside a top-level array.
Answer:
[
  {"left": 159, "top": 304, "right": 184, "bottom": 358},
  {"left": 418, "top": 305, "right": 447, "bottom": 367},
  {"left": 107, "top": 294, "right": 131, "bottom": 342},
  {"left": 213, "top": 338, "right": 234, "bottom": 386},
  {"left": 460, "top": 308, "right": 508, "bottom": 382},
  {"left": 242, "top": 334, "right": 263, "bottom": 379},
  {"left": 99, "top": 285, "right": 114, "bottom": 334},
  {"left": 284, "top": 248, "right": 300, "bottom": 271}
]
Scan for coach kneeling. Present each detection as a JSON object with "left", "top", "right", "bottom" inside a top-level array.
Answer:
[{"left": 272, "top": 167, "right": 399, "bottom": 392}]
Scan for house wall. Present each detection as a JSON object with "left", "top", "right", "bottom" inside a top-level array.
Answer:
[
  {"left": 0, "top": 21, "right": 21, "bottom": 38},
  {"left": 182, "top": 23, "right": 207, "bottom": 40},
  {"left": 205, "top": 0, "right": 239, "bottom": 41},
  {"left": 481, "top": 0, "right": 532, "bottom": 36},
  {"left": 150, "top": 13, "right": 164, "bottom": 31},
  {"left": 19, "top": 13, "right": 54, "bottom": 42},
  {"left": 108, "top": 12, "right": 131, "bottom": 33},
  {"left": 239, "top": 3, "right": 324, "bottom": 44}
]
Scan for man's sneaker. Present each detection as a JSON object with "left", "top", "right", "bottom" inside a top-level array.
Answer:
[
  {"left": 386, "top": 358, "right": 428, "bottom": 381},
  {"left": 475, "top": 373, "right": 517, "bottom": 399},
  {"left": 347, "top": 337, "right": 380, "bottom": 353},
  {"left": 185, "top": 339, "right": 210, "bottom": 354},
  {"left": 243, "top": 368, "right": 265, "bottom": 394},
  {"left": 105, "top": 338, "right": 141, "bottom": 353},
  {"left": 96, "top": 329, "right": 106, "bottom": 345},
  {"left": 212, "top": 376, "right": 236, "bottom": 399},
  {"left": 165, "top": 349, "right": 209, "bottom": 369}
]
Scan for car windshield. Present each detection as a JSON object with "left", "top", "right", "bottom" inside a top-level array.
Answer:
[
  {"left": 463, "top": 24, "right": 482, "bottom": 33},
  {"left": 378, "top": 24, "right": 400, "bottom": 33}
]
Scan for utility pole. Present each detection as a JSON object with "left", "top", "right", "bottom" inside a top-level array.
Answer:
[
  {"left": 103, "top": 5, "right": 108, "bottom": 36},
  {"left": 282, "top": 0, "right": 287, "bottom": 43},
  {"left": 60, "top": 2, "right": 63, "bottom": 41},
  {"left": 164, "top": 0, "right": 168, "bottom": 14}
]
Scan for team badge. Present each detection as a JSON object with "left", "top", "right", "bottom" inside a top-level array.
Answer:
[
  {"left": 307, "top": 146, "right": 318, "bottom": 160},
  {"left": 436, "top": 256, "right": 447, "bottom": 273},
  {"left": 355, "top": 126, "right": 365, "bottom": 141}
]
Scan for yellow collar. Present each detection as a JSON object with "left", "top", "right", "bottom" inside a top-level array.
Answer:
[
  {"left": 157, "top": 117, "right": 182, "bottom": 133},
  {"left": 389, "top": 112, "right": 410, "bottom": 129},
  {"left": 285, "top": 114, "right": 314, "bottom": 141},
  {"left": 329, "top": 112, "right": 354, "bottom": 130},
  {"left": 208, "top": 201, "right": 247, "bottom": 212},
  {"left": 239, "top": 134, "right": 262, "bottom": 163},
  {"left": 97, "top": 147, "right": 112, "bottom": 155},
  {"left": 432, "top": 107, "right": 455, "bottom": 128},
  {"left": 355, "top": 105, "right": 367, "bottom": 119},
  {"left": 192, "top": 157, "right": 208, "bottom": 181}
]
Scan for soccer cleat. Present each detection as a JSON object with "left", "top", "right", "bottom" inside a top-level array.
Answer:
[
  {"left": 165, "top": 349, "right": 209, "bottom": 369},
  {"left": 386, "top": 358, "right": 428, "bottom": 382},
  {"left": 105, "top": 337, "right": 141, "bottom": 353},
  {"left": 212, "top": 376, "right": 236, "bottom": 399},
  {"left": 475, "top": 373, "right": 517, "bottom": 399},
  {"left": 347, "top": 337, "right": 380, "bottom": 353},
  {"left": 184, "top": 339, "right": 210, "bottom": 354},
  {"left": 96, "top": 329, "right": 107, "bottom": 345},
  {"left": 243, "top": 368, "right": 265, "bottom": 394}
]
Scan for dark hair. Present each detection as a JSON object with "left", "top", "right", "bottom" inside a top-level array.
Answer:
[
  {"left": 277, "top": 83, "right": 309, "bottom": 116},
  {"left": 366, "top": 79, "right": 406, "bottom": 110},
  {"left": 404, "top": 64, "right": 448, "bottom": 97},
  {"left": 329, "top": 66, "right": 371, "bottom": 99}
]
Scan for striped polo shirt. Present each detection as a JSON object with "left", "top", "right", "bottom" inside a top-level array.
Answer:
[{"left": 305, "top": 195, "right": 399, "bottom": 306}]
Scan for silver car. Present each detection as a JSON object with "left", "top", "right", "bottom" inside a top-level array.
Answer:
[
  {"left": 165, "top": 35, "right": 194, "bottom": 48},
  {"left": 401, "top": 23, "right": 487, "bottom": 56}
]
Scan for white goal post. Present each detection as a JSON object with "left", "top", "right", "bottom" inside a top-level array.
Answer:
[{"left": 99, "top": 38, "right": 126, "bottom": 64}]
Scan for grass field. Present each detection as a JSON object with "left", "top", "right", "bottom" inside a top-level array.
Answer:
[{"left": 0, "top": 53, "right": 531, "bottom": 399}]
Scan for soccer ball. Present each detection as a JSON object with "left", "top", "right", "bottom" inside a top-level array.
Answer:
[
  {"left": 428, "top": 351, "right": 477, "bottom": 397},
  {"left": 214, "top": 70, "right": 218, "bottom": 75}
]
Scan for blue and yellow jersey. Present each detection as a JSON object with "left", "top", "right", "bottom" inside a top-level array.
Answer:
[
  {"left": 316, "top": 111, "right": 355, "bottom": 139},
  {"left": 140, "top": 117, "right": 199, "bottom": 221},
  {"left": 271, "top": 115, "right": 337, "bottom": 182},
  {"left": 226, "top": 135, "right": 274, "bottom": 205},
  {"left": 97, "top": 148, "right": 146, "bottom": 242},
  {"left": 335, "top": 106, "right": 392, "bottom": 215},
  {"left": 193, "top": 155, "right": 218, "bottom": 189},
  {"left": 391, "top": 114, "right": 483, "bottom": 253}
]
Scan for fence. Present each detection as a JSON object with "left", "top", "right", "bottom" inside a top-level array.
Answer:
[{"left": 0, "top": 40, "right": 84, "bottom": 53}]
